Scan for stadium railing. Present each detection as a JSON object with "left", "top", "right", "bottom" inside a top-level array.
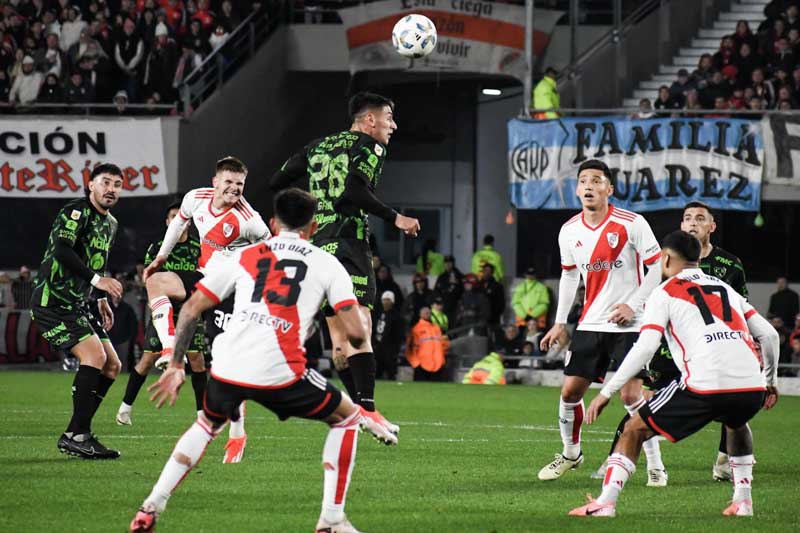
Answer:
[{"left": 0, "top": 103, "right": 177, "bottom": 115}]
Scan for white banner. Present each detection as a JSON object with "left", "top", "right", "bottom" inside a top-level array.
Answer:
[
  {"left": 338, "top": 0, "right": 563, "bottom": 80},
  {"left": 0, "top": 118, "right": 168, "bottom": 198}
]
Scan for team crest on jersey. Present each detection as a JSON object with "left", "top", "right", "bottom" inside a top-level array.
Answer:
[
  {"left": 714, "top": 266, "right": 727, "bottom": 278},
  {"left": 223, "top": 223, "right": 234, "bottom": 237},
  {"left": 374, "top": 144, "right": 383, "bottom": 156},
  {"left": 606, "top": 232, "right": 619, "bottom": 248}
]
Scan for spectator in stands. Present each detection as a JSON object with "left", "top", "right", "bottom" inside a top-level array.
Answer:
[
  {"left": 788, "top": 337, "right": 800, "bottom": 377},
  {"left": 786, "top": 4, "right": 800, "bottom": 31},
  {"left": 0, "top": 272, "right": 15, "bottom": 308},
  {"left": 12, "top": 266, "right": 34, "bottom": 309},
  {"left": 416, "top": 239, "right": 445, "bottom": 277},
  {"left": 208, "top": 23, "right": 228, "bottom": 51},
  {"left": 218, "top": 0, "right": 240, "bottom": 32},
  {"left": 143, "top": 22, "right": 179, "bottom": 102},
  {"left": 729, "top": 86, "right": 747, "bottom": 109},
  {"left": 700, "top": 70, "right": 731, "bottom": 108},
  {"left": 185, "top": 19, "right": 210, "bottom": 57},
  {"left": 462, "top": 351, "right": 506, "bottom": 385},
  {"left": 531, "top": 66, "right": 559, "bottom": 119},
  {"left": 10, "top": 48, "right": 26, "bottom": 82},
  {"left": 115, "top": 17, "right": 144, "bottom": 100},
  {"left": 375, "top": 263, "right": 403, "bottom": 310},
  {"left": 748, "top": 95, "right": 765, "bottom": 116},
  {"left": 762, "top": 17, "right": 787, "bottom": 56},
  {"left": 64, "top": 69, "right": 94, "bottom": 108},
  {"left": 35, "top": 32, "right": 64, "bottom": 79},
  {"left": 523, "top": 317, "right": 542, "bottom": 347},
  {"left": 455, "top": 273, "right": 490, "bottom": 333},
  {"left": 683, "top": 87, "right": 703, "bottom": 113},
  {"left": 61, "top": 5, "right": 87, "bottom": 52},
  {"left": 713, "top": 36, "right": 737, "bottom": 71},
  {"left": 690, "top": 53, "right": 715, "bottom": 90},
  {"left": 472, "top": 234, "right": 504, "bottom": 282},
  {"left": 770, "top": 37, "right": 796, "bottom": 75},
  {"left": 0, "top": 69, "right": 11, "bottom": 105},
  {"left": 480, "top": 264, "right": 505, "bottom": 326},
  {"left": 193, "top": 0, "right": 215, "bottom": 30},
  {"left": 769, "top": 276, "right": 800, "bottom": 329},
  {"left": 404, "top": 272, "right": 434, "bottom": 327},
  {"left": 372, "top": 290, "right": 405, "bottom": 380},
  {"left": 433, "top": 257, "right": 462, "bottom": 327},
  {"left": 706, "top": 95, "right": 731, "bottom": 117},
  {"left": 789, "top": 313, "right": 800, "bottom": 345},
  {"left": 9, "top": 55, "right": 43, "bottom": 107},
  {"left": 431, "top": 297, "right": 448, "bottom": 333},
  {"left": 789, "top": 28, "right": 800, "bottom": 55},
  {"left": 777, "top": 84, "right": 796, "bottom": 107},
  {"left": 112, "top": 89, "right": 129, "bottom": 114},
  {"left": 173, "top": 40, "right": 201, "bottom": 88},
  {"left": 512, "top": 267, "right": 550, "bottom": 328},
  {"left": 631, "top": 98, "right": 654, "bottom": 119},
  {"left": 654, "top": 85, "right": 681, "bottom": 115},
  {"left": 138, "top": 8, "right": 158, "bottom": 49},
  {"left": 734, "top": 43, "right": 762, "bottom": 86},
  {"left": 37, "top": 72, "right": 62, "bottom": 109},
  {"left": 495, "top": 323, "right": 524, "bottom": 361},
  {"left": 750, "top": 67, "right": 776, "bottom": 108},
  {"left": 405, "top": 306, "right": 448, "bottom": 381},
  {"left": 66, "top": 28, "right": 93, "bottom": 71}
]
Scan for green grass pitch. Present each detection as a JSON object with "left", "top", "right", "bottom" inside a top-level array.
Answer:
[{"left": 1, "top": 371, "right": 799, "bottom": 532}]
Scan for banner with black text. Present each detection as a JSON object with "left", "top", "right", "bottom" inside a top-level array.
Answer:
[
  {"left": 508, "top": 117, "right": 763, "bottom": 211},
  {"left": 763, "top": 114, "right": 800, "bottom": 186}
]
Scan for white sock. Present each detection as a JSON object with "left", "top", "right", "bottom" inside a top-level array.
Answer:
[
  {"left": 730, "top": 454, "right": 755, "bottom": 502},
  {"left": 559, "top": 398, "right": 583, "bottom": 460},
  {"left": 597, "top": 453, "right": 636, "bottom": 505},
  {"left": 320, "top": 410, "right": 359, "bottom": 524},
  {"left": 229, "top": 402, "right": 246, "bottom": 439},
  {"left": 625, "top": 398, "right": 664, "bottom": 471},
  {"left": 149, "top": 297, "right": 175, "bottom": 354},
  {"left": 144, "top": 419, "right": 219, "bottom": 513},
  {"left": 119, "top": 402, "right": 132, "bottom": 413}
]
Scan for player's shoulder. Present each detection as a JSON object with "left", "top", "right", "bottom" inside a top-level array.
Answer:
[
  {"left": 60, "top": 197, "right": 90, "bottom": 215},
  {"left": 561, "top": 212, "right": 582, "bottom": 230},
  {"left": 187, "top": 187, "right": 215, "bottom": 201},
  {"left": 711, "top": 246, "right": 744, "bottom": 267},
  {"left": 353, "top": 131, "right": 386, "bottom": 157},
  {"left": 233, "top": 196, "right": 258, "bottom": 221},
  {"left": 610, "top": 205, "right": 642, "bottom": 225},
  {"left": 105, "top": 211, "right": 118, "bottom": 226}
]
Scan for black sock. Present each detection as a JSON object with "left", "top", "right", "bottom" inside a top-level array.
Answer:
[
  {"left": 191, "top": 371, "right": 207, "bottom": 411},
  {"left": 348, "top": 352, "right": 376, "bottom": 412},
  {"left": 337, "top": 367, "right": 358, "bottom": 402},
  {"left": 91, "top": 375, "right": 115, "bottom": 417},
  {"left": 66, "top": 365, "right": 101, "bottom": 436},
  {"left": 718, "top": 424, "right": 728, "bottom": 454},
  {"left": 607, "top": 413, "right": 631, "bottom": 457},
  {"left": 123, "top": 368, "right": 147, "bottom": 406}
]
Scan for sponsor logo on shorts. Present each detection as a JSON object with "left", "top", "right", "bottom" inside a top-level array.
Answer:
[
  {"left": 76, "top": 316, "right": 89, "bottom": 328},
  {"left": 53, "top": 333, "right": 72, "bottom": 346},
  {"left": 42, "top": 322, "right": 67, "bottom": 340}
]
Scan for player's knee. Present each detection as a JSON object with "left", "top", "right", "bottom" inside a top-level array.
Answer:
[
  {"left": 620, "top": 390, "right": 642, "bottom": 407},
  {"left": 105, "top": 358, "right": 122, "bottom": 378}
]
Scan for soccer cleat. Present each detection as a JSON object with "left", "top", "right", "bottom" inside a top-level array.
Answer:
[
  {"left": 129, "top": 507, "right": 158, "bottom": 532},
  {"left": 713, "top": 454, "right": 732, "bottom": 481},
  {"left": 590, "top": 458, "right": 608, "bottom": 479},
  {"left": 723, "top": 499, "right": 753, "bottom": 516},
  {"left": 358, "top": 407, "right": 398, "bottom": 446},
  {"left": 116, "top": 410, "right": 132, "bottom": 426},
  {"left": 647, "top": 469, "right": 668, "bottom": 487},
  {"left": 58, "top": 433, "right": 120, "bottom": 460},
  {"left": 359, "top": 409, "right": 399, "bottom": 440},
  {"left": 315, "top": 515, "right": 363, "bottom": 533},
  {"left": 538, "top": 453, "right": 584, "bottom": 480},
  {"left": 222, "top": 434, "right": 246, "bottom": 463},
  {"left": 568, "top": 494, "right": 616, "bottom": 517}
]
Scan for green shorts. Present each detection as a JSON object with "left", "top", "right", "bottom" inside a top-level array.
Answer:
[
  {"left": 31, "top": 303, "right": 109, "bottom": 352},
  {"left": 314, "top": 238, "right": 375, "bottom": 314}
]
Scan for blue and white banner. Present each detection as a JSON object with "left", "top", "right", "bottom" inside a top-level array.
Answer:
[{"left": 508, "top": 117, "right": 764, "bottom": 211}]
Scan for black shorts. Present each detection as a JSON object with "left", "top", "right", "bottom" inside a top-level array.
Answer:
[
  {"left": 315, "top": 238, "right": 375, "bottom": 313},
  {"left": 31, "top": 303, "right": 109, "bottom": 352},
  {"left": 202, "top": 369, "right": 342, "bottom": 424},
  {"left": 177, "top": 270, "right": 204, "bottom": 297},
  {"left": 639, "top": 381, "right": 765, "bottom": 442},
  {"left": 143, "top": 309, "right": 206, "bottom": 354},
  {"left": 564, "top": 330, "right": 646, "bottom": 383},
  {"left": 204, "top": 294, "right": 235, "bottom": 344},
  {"left": 645, "top": 342, "right": 681, "bottom": 391}
]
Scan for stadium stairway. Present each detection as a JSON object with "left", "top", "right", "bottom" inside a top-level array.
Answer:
[{"left": 622, "top": 0, "right": 769, "bottom": 108}]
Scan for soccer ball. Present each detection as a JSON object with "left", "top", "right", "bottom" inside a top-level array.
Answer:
[{"left": 392, "top": 14, "right": 437, "bottom": 58}]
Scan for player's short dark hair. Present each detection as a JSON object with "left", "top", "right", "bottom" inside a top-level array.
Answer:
[
  {"left": 165, "top": 201, "right": 181, "bottom": 217},
  {"left": 90, "top": 162, "right": 123, "bottom": 181},
  {"left": 662, "top": 230, "right": 701, "bottom": 262},
  {"left": 274, "top": 188, "right": 317, "bottom": 230},
  {"left": 216, "top": 156, "right": 247, "bottom": 175},
  {"left": 577, "top": 159, "right": 612, "bottom": 181},
  {"left": 483, "top": 234, "right": 494, "bottom": 245},
  {"left": 349, "top": 92, "right": 394, "bottom": 121},
  {"left": 683, "top": 200, "right": 714, "bottom": 219}
]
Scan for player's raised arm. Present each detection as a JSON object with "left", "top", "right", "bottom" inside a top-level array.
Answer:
[
  {"left": 269, "top": 150, "right": 309, "bottom": 193},
  {"left": 143, "top": 193, "right": 193, "bottom": 280}
]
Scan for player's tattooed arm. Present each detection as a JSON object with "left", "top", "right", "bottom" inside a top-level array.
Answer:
[{"left": 172, "top": 313, "right": 198, "bottom": 366}]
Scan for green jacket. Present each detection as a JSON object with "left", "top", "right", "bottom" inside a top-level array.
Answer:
[
  {"left": 463, "top": 353, "right": 506, "bottom": 385},
  {"left": 531, "top": 75, "right": 559, "bottom": 119},
  {"left": 471, "top": 245, "right": 504, "bottom": 281},
  {"left": 512, "top": 279, "right": 550, "bottom": 320},
  {"left": 431, "top": 308, "right": 449, "bottom": 332},
  {"left": 416, "top": 250, "right": 445, "bottom": 277}
]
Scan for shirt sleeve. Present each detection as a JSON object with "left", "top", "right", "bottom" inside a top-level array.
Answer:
[
  {"left": 326, "top": 256, "right": 358, "bottom": 312},
  {"left": 639, "top": 286, "right": 670, "bottom": 333},
  {"left": 269, "top": 151, "right": 308, "bottom": 193},
  {"left": 631, "top": 215, "right": 661, "bottom": 265},
  {"left": 53, "top": 204, "right": 90, "bottom": 247},
  {"left": 557, "top": 225, "right": 576, "bottom": 270},
  {"left": 350, "top": 138, "right": 386, "bottom": 185},
  {"left": 731, "top": 256, "right": 749, "bottom": 298},
  {"left": 244, "top": 214, "right": 271, "bottom": 243},
  {"left": 195, "top": 256, "right": 238, "bottom": 305}
]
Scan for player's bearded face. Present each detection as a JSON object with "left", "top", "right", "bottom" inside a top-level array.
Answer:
[
  {"left": 213, "top": 170, "right": 245, "bottom": 206},
  {"left": 680, "top": 208, "right": 715, "bottom": 243},
  {"left": 576, "top": 170, "right": 612, "bottom": 210},
  {"left": 89, "top": 173, "right": 123, "bottom": 209}
]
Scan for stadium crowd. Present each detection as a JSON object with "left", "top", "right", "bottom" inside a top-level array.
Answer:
[{"left": 0, "top": 0, "right": 268, "bottom": 112}]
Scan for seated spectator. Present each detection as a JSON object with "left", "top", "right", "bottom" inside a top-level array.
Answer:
[
  {"left": 712, "top": 36, "right": 737, "bottom": 71},
  {"left": 372, "top": 291, "right": 405, "bottom": 381},
  {"left": 434, "top": 255, "right": 463, "bottom": 323},
  {"left": 630, "top": 98, "right": 655, "bottom": 119},
  {"left": 780, "top": 99, "right": 796, "bottom": 110},
  {"left": 789, "top": 28, "right": 800, "bottom": 56},
  {"left": 64, "top": 70, "right": 94, "bottom": 108},
  {"left": 654, "top": 85, "right": 681, "bottom": 114},
  {"left": 376, "top": 263, "right": 404, "bottom": 310},
  {"left": 405, "top": 306, "right": 448, "bottom": 381},
  {"left": 735, "top": 42, "right": 762, "bottom": 86},
  {"left": 0, "top": 70, "right": 11, "bottom": 103},
  {"left": 112, "top": 90, "right": 130, "bottom": 115},
  {"left": 416, "top": 238, "right": 445, "bottom": 277},
  {"left": 217, "top": 0, "right": 241, "bottom": 32},
  {"left": 512, "top": 266, "right": 549, "bottom": 328},
  {"left": 455, "top": 273, "right": 490, "bottom": 332},
  {"left": 721, "top": 64, "right": 739, "bottom": 86},
  {"left": 193, "top": 0, "right": 216, "bottom": 31},
  {"left": 66, "top": 28, "right": 96, "bottom": 71},
  {"left": 731, "top": 20, "right": 757, "bottom": 51},
  {"left": 729, "top": 85, "right": 747, "bottom": 109},
  {"left": 788, "top": 337, "right": 800, "bottom": 377},
  {"left": 431, "top": 297, "right": 449, "bottom": 333},
  {"left": 706, "top": 95, "right": 731, "bottom": 117},
  {"left": 403, "top": 272, "right": 433, "bottom": 327},
  {"left": 776, "top": 84, "right": 796, "bottom": 107},
  {"left": 35, "top": 32, "right": 64, "bottom": 79},
  {"left": 750, "top": 68, "right": 776, "bottom": 108},
  {"left": 786, "top": 3, "right": 800, "bottom": 32},
  {"left": 462, "top": 351, "right": 506, "bottom": 385},
  {"left": 494, "top": 323, "right": 524, "bottom": 367},
  {"left": 700, "top": 70, "right": 731, "bottom": 108},
  {"left": 208, "top": 24, "right": 229, "bottom": 51},
  {"left": 690, "top": 53, "right": 714, "bottom": 90},
  {"left": 748, "top": 95, "right": 765, "bottom": 117},
  {"left": 37, "top": 72, "right": 62, "bottom": 108},
  {"left": 9, "top": 55, "right": 43, "bottom": 106},
  {"left": 0, "top": 272, "right": 15, "bottom": 308},
  {"left": 522, "top": 317, "right": 542, "bottom": 345},
  {"left": 138, "top": 8, "right": 158, "bottom": 49},
  {"left": 668, "top": 68, "right": 695, "bottom": 102},
  {"left": 479, "top": 264, "right": 505, "bottom": 326},
  {"left": 770, "top": 37, "right": 796, "bottom": 75},
  {"left": 683, "top": 87, "right": 703, "bottom": 113},
  {"left": 184, "top": 19, "right": 211, "bottom": 58}
]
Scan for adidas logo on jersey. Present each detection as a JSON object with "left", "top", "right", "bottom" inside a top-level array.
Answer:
[{"left": 575, "top": 241, "right": 583, "bottom": 247}]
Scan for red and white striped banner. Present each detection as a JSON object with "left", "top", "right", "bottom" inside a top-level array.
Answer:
[{"left": 338, "top": 0, "right": 563, "bottom": 80}]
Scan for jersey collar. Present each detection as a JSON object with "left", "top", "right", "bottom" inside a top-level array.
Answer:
[
  {"left": 274, "top": 230, "right": 307, "bottom": 241},
  {"left": 581, "top": 204, "right": 614, "bottom": 231}
]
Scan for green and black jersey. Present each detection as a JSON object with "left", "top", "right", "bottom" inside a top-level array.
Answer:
[
  {"left": 144, "top": 236, "right": 201, "bottom": 276},
  {"left": 699, "top": 246, "right": 748, "bottom": 299},
  {"left": 32, "top": 197, "right": 118, "bottom": 308}
]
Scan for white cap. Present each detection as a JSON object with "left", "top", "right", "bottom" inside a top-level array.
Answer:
[
  {"left": 155, "top": 22, "right": 169, "bottom": 37},
  {"left": 381, "top": 290, "right": 395, "bottom": 302},
  {"left": 22, "top": 56, "right": 35, "bottom": 65}
]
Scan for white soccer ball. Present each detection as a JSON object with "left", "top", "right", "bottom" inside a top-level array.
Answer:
[{"left": 392, "top": 14, "right": 437, "bottom": 58}]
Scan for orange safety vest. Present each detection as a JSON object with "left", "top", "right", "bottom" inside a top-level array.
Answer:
[{"left": 405, "top": 319, "right": 449, "bottom": 372}]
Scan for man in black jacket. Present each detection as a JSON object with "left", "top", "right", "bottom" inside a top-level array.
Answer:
[{"left": 373, "top": 291, "right": 405, "bottom": 380}]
